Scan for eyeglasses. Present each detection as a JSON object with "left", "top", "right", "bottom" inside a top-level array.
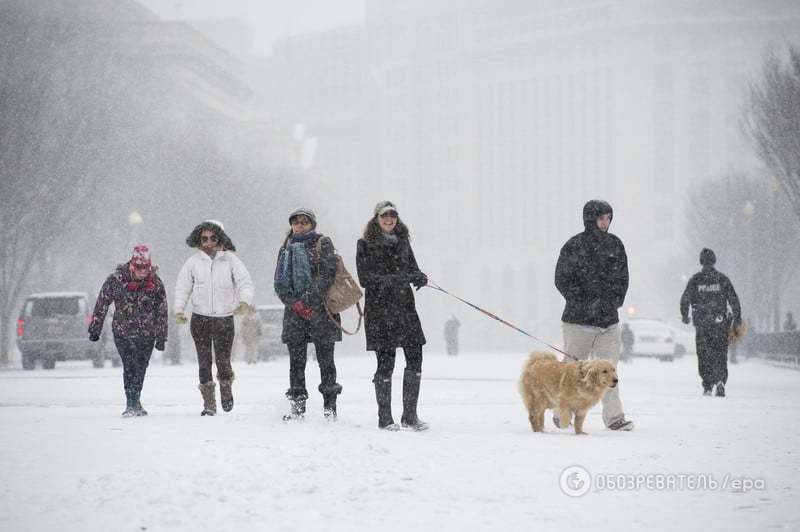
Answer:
[
  {"left": 379, "top": 212, "right": 398, "bottom": 219},
  {"left": 201, "top": 235, "right": 218, "bottom": 243}
]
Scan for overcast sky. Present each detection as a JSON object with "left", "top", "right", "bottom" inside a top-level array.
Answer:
[{"left": 138, "top": 0, "right": 365, "bottom": 54}]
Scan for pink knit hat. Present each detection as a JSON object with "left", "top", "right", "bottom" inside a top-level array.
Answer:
[{"left": 130, "top": 244, "right": 152, "bottom": 270}]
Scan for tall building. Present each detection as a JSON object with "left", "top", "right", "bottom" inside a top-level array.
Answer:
[{"left": 262, "top": 0, "right": 800, "bottom": 350}]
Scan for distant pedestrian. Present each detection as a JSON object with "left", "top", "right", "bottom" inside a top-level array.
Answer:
[
  {"left": 174, "top": 220, "right": 254, "bottom": 416},
  {"left": 555, "top": 199, "right": 633, "bottom": 431},
  {"left": 241, "top": 307, "right": 262, "bottom": 364},
  {"left": 274, "top": 208, "right": 343, "bottom": 421},
  {"left": 88, "top": 245, "right": 168, "bottom": 417},
  {"left": 620, "top": 322, "right": 634, "bottom": 362},
  {"left": 784, "top": 312, "right": 797, "bottom": 332},
  {"left": 444, "top": 315, "right": 460, "bottom": 356},
  {"left": 356, "top": 201, "right": 429, "bottom": 431},
  {"left": 680, "top": 248, "right": 742, "bottom": 397}
]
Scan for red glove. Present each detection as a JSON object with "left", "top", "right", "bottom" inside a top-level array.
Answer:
[{"left": 291, "top": 300, "right": 314, "bottom": 320}]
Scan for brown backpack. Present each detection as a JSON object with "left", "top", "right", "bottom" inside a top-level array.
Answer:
[{"left": 316, "top": 236, "right": 363, "bottom": 335}]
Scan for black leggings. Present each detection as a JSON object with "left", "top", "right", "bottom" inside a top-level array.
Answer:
[
  {"left": 373, "top": 346, "right": 423, "bottom": 382},
  {"left": 114, "top": 336, "right": 154, "bottom": 393},
  {"left": 287, "top": 342, "right": 338, "bottom": 398},
  {"left": 190, "top": 314, "right": 235, "bottom": 384}
]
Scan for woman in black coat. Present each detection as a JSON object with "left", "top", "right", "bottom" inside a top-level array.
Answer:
[
  {"left": 356, "top": 201, "right": 428, "bottom": 431},
  {"left": 274, "top": 208, "right": 343, "bottom": 421}
]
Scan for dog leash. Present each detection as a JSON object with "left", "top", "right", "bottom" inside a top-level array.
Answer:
[{"left": 425, "top": 280, "right": 577, "bottom": 361}]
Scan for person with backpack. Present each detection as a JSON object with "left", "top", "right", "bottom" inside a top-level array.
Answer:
[
  {"left": 274, "top": 208, "right": 343, "bottom": 421},
  {"left": 174, "top": 220, "right": 254, "bottom": 416},
  {"left": 680, "top": 248, "right": 742, "bottom": 397},
  {"left": 88, "top": 244, "right": 168, "bottom": 417},
  {"left": 356, "top": 201, "right": 429, "bottom": 431}
]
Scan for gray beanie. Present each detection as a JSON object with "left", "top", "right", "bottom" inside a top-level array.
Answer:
[{"left": 288, "top": 208, "right": 317, "bottom": 229}]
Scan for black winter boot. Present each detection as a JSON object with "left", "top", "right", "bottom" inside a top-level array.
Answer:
[
  {"left": 132, "top": 389, "right": 147, "bottom": 416},
  {"left": 283, "top": 389, "right": 308, "bottom": 421},
  {"left": 401, "top": 369, "right": 429, "bottom": 431},
  {"left": 122, "top": 389, "right": 137, "bottom": 417},
  {"left": 374, "top": 377, "right": 399, "bottom": 430},
  {"left": 320, "top": 383, "right": 342, "bottom": 421}
]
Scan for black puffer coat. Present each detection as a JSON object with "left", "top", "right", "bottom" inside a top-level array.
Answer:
[
  {"left": 356, "top": 235, "right": 426, "bottom": 351},
  {"left": 554, "top": 200, "right": 629, "bottom": 328},
  {"left": 274, "top": 234, "right": 342, "bottom": 345}
]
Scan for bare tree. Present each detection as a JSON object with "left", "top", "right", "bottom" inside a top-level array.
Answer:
[
  {"left": 685, "top": 172, "right": 800, "bottom": 331},
  {"left": 746, "top": 45, "right": 800, "bottom": 224},
  {"left": 0, "top": 10, "right": 126, "bottom": 362}
]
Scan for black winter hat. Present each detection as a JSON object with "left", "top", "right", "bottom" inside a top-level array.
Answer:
[
  {"left": 186, "top": 220, "right": 236, "bottom": 251},
  {"left": 582, "top": 200, "right": 614, "bottom": 230},
  {"left": 700, "top": 248, "right": 716, "bottom": 266}
]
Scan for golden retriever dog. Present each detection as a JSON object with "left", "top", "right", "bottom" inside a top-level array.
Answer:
[{"left": 519, "top": 351, "right": 618, "bottom": 435}]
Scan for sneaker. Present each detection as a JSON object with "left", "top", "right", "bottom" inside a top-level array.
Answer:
[
  {"left": 323, "top": 408, "right": 337, "bottom": 421},
  {"left": 122, "top": 407, "right": 137, "bottom": 417},
  {"left": 379, "top": 422, "right": 400, "bottom": 431},
  {"left": 702, "top": 388, "right": 712, "bottom": 396},
  {"left": 553, "top": 415, "right": 571, "bottom": 429},
  {"left": 608, "top": 419, "right": 634, "bottom": 431},
  {"left": 715, "top": 382, "right": 725, "bottom": 397},
  {"left": 282, "top": 412, "right": 304, "bottom": 422}
]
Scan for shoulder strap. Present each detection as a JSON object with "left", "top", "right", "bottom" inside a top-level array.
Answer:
[{"left": 325, "top": 301, "right": 363, "bottom": 336}]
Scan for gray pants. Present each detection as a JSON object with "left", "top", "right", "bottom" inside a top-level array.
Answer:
[{"left": 562, "top": 322, "right": 626, "bottom": 427}]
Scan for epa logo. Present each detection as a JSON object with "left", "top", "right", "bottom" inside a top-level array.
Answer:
[{"left": 560, "top": 465, "right": 592, "bottom": 497}]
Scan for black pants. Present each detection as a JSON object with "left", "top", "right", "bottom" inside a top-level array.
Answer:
[
  {"left": 373, "top": 346, "right": 423, "bottom": 383},
  {"left": 287, "top": 342, "right": 339, "bottom": 398},
  {"left": 695, "top": 324, "right": 729, "bottom": 390},
  {"left": 190, "top": 314, "right": 235, "bottom": 384},
  {"left": 114, "top": 336, "right": 154, "bottom": 394}
]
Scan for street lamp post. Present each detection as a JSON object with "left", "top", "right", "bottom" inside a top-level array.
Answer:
[{"left": 743, "top": 201, "right": 754, "bottom": 328}]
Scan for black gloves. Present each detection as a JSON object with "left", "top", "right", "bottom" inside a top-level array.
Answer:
[
  {"left": 155, "top": 339, "right": 165, "bottom": 351},
  {"left": 681, "top": 315, "right": 690, "bottom": 325},
  {"left": 89, "top": 333, "right": 100, "bottom": 342},
  {"left": 409, "top": 272, "right": 428, "bottom": 290}
]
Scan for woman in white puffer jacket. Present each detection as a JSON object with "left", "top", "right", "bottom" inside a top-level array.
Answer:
[{"left": 174, "top": 220, "right": 254, "bottom": 416}]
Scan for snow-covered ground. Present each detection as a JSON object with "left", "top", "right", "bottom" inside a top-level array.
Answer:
[{"left": 1, "top": 351, "right": 798, "bottom": 532}]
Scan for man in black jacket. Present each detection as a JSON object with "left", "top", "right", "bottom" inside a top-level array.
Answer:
[
  {"left": 680, "top": 248, "right": 741, "bottom": 397},
  {"left": 555, "top": 200, "right": 633, "bottom": 431}
]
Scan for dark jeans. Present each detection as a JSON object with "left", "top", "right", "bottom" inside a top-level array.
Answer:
[
  {"left": 695, "top": 324, "right": 729, "bottom": 390},
  {"left": 373, "top": 346, "right": 423, "bottom": 383},
  {"left": 113, "top": 336, "right": 154, "bottom": 393},
  {"left": 190, "top": 314, "right": 235, "bottom": 384},
  {"left": 287, "top": 342, "right": 339, "bottom": 398}
]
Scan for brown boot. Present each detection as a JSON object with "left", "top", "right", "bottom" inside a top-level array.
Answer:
[
  {"left": 219, "top": 379, "right": 234, "bottom": 412},
  {"left": 198, "top": 382, "right": 217, "bottom": 416}
]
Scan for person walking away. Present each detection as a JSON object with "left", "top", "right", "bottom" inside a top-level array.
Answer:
[
  {"left": 444, "top": 315, "right": 460, "bottom": 356},
  {"left": 88, "top": 245, "right": 168, "bottom": 416},
  {"left": 174, "top": 220, "right": 254, "bottom": 415},
  {"left": 356, "top": 201, "right": 429, "bottom": 431},
  {"left": 274, "top": 208, "right": 343, "bottom": 421},
  {"left": 554, "top": 199, "right": 634, "bottom": 431},
  {"left": 241, "top": 307, "right": 262, "bottom": 364},
  {"left": 680, "top": 248, "right": 742, "bottom": 397}
]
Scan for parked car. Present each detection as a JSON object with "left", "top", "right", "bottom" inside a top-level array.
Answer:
[
  {"left": 16, "top": 292, "right": 105, "bottom": 369},
  {"left": 625, "top": 318, "right": 682, "bottom": 362},
  {"left": 255, "top": 304, "right": 286, "bottom": 360}
]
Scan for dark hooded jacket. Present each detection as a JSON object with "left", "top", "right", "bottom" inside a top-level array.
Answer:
[
  {"left": 554, "top": 200, "right": 629, "bottom": 328},
  {"left": 89, "top": 262, "right": 168, "bottom": 341},
  {"left": 356, "top": 232, "right": 426, "bottom": 351},
  {"left": 680, "top": 250, "right": 741, "bottom": 328}
]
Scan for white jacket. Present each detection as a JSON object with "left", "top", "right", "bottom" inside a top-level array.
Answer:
[{"left": 174, "top": 250, "right": 254, "bottom": 317}]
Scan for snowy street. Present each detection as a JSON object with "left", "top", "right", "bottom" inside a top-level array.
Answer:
[{"left": 1, "top": 351, "right": 798, "bottom": 532}]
